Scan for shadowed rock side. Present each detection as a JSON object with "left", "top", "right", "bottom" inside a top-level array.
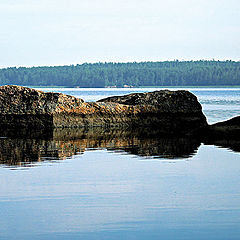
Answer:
[
  {"left": 207, "top": 116, "right": 240, "bottom": 138},
  {"left": 0, "top": 85, "right": 207, "bottom": 134},
  {"left": 0, "top": 128, "right": 201, "bottom": 167},
  {"left": 201, "top": 116, "right": 240, "bottom": 152}
]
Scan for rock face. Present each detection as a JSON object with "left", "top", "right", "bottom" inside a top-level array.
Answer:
[
  {"left": 0, "top": 85, "right": 85, "bottom": 129},
  {"left": 0, "top": 85, "right": 207, "bottom": 134},
  {"left": 205, "top": 116, "right": 240, "bottom": 139},
  {"left": 98, "top": 90, "right": 208, "bottom": 133}
]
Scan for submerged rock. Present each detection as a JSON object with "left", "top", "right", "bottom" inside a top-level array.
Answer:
[{"left": 0, "top": 85, "right": 207, "bottom": 134}]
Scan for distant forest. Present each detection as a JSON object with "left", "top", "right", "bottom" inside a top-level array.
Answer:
[{"left": 0, "top": 60, "right": 239, "bottom": 87}]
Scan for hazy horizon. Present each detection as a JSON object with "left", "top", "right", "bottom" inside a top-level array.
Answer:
[
  {"left": 0, "top": 0, "right": 239, "bottom": 68},
  {"left": 1, "top": 59, "right": 239, "bottom": 69}
]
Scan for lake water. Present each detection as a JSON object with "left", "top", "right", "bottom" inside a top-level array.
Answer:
[{"left": 1, "top": 87, "right": 240, "bottom": 240}]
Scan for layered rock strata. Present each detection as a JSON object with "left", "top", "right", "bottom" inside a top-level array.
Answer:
[{"left": 0, "top": 85, "right": 207, "bottom": 134}]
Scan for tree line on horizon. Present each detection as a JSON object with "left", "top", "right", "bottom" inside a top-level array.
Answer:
[{"left": 0, "top": 60, "right": 239, "bottom": 87}]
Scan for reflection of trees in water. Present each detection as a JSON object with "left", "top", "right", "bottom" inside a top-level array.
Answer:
[{"left": 0, "top": 127, "right": 239, "bottom": 167}]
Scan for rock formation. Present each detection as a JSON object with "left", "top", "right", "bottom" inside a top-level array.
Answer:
[
  {"left": 98, "top": 90, "right": 208, "bottom": 133},
  {"left": 0, "top": 85, "right": 207, "bottom": 134},
  {"left": 207, "top": 116, "right": 240, "bottom": 138},
  {"left": 0, "top": 85, "right": 239, "bottom": 167}
]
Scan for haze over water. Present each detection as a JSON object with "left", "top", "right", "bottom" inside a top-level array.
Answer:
[{"left": 0, "top": 87, "right": 240, "bottom": 240}]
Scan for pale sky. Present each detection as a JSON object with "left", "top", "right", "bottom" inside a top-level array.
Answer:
[{"left": 0, "top": 0, "right": 239, "bottom": 68}]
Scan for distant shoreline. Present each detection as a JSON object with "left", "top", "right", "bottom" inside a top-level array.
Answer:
[
  {"left": 25, "top": 85, "right": 240, "bottom": 89},
  {"left": 1, "top": 61, "right": 239, "bottom": 88}
]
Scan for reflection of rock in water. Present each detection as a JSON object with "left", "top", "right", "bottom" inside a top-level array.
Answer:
[
  {"left": 53, "top": 128, "right": 201, "bottom": 159},
  {"left": 0, "top": 138, "right": 83, "bottom": 167},
  {"left": 213, "top": 140, "right": 240, "bottom": 152},
  {"left": 0, "top": 128, "right": 202, "bottom": 167},
  {"left": 4, "top": 125, "right": 240, "bottom": 167},
  {"left": 119, "top": 138, "right": 200, "bottom": 159},
  {"left": 0, "top": 139, "right": 43, "bottom": 166},
  {"left": 203, "top": 138, "right": 240, "bottom": 153},
  {"left": 201, "top": 116, "right": 240, "bottom": 153}
]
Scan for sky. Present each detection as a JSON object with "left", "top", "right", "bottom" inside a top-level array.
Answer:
[{"left": 0, "top": 0, "right": 239, "bottom": 68}]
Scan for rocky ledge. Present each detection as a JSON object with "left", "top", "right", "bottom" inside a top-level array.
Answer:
[
  {"left": 0, "top": 85, "right": 207, "bottom": 134},
  {"left": 203, "top": 116, "right": 240, "bottom": 139}
]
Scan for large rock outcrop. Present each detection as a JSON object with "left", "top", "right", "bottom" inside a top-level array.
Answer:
[
  {"left": 202, "top": 116, "right": 240, "bottom": 139},
  {"left": 98, "top": 90, "right": 208, "bottom": 133},
  {"left": 0, "top": 85, "right": 207, "bottom": 134}
]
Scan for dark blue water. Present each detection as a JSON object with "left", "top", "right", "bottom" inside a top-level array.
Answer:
[{"left": 1, "top": 88, "right": 240, "bottom": 240}]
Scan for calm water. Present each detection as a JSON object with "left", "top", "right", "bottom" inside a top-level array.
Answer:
[{"left": 1, "top": 88, "right": 240, "bottom": 240}]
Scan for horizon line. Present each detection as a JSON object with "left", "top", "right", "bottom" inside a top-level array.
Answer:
[{"left": 1, "top": 59, "right": 239, "bottom": 69}]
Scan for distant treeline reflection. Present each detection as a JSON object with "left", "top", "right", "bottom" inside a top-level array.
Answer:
[{"left": 0, "top": 60, "right": 239, "bottom": 87}]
